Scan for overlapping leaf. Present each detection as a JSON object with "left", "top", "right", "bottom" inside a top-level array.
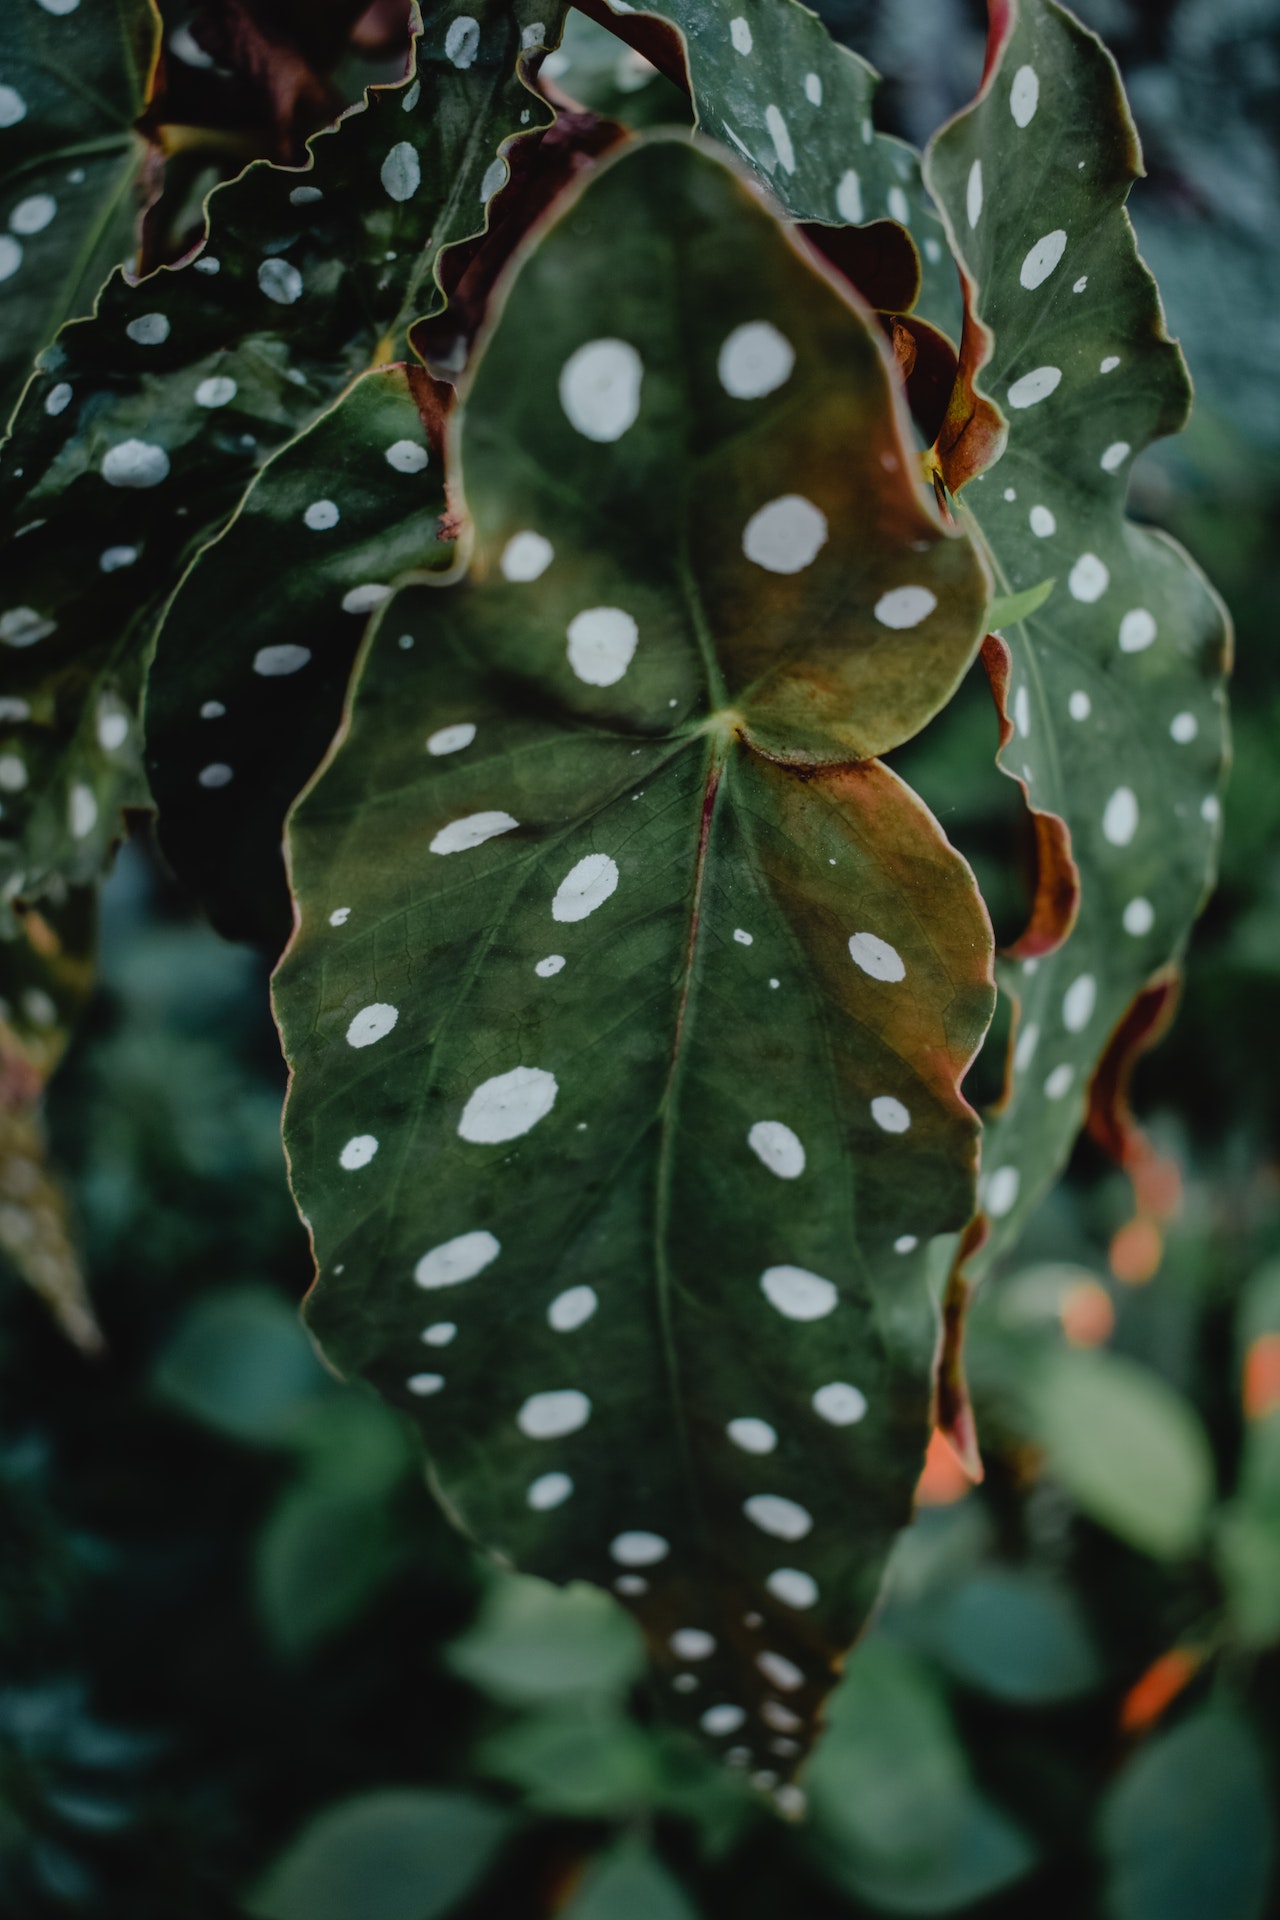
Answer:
[
  {"left": 275, "top": 138, "right": 994, "bottom": 1768},
  {"left": 578, "top": 0, "right": 961, "bottom": 329},
  {"left": 923, "top": 0, "right": 1231, "bottom": 1267},
  {"left": 0, "top": 0, "right": 159, "bottom": 424},
  {"left": 145, "top": 363, "right": 448, "bottom": 944},
  {"left": 0, "top": 0, "right": 560, "bottom": 918}
]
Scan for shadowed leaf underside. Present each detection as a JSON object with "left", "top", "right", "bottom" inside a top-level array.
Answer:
[{"left": 275, "top": 139, "right": 994, "bottom": 1769}]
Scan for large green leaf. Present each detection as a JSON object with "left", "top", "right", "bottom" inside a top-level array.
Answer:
[
  {"left": 0, "top": 0, "right": 158, "bottom": 425},
  {"left": 0, "top": 0, "right": 560, "bottom": 917},
  {"left": 145, "top": 362, "right": 448, "bottom": 944},
  {"left": 922, "top": 0, "right": 1231, "bottom": 1265},
  {"left": 275, "top": 137, "right": 994, "bottom": 1763}
]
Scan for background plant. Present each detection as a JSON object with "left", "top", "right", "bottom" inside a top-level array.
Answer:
[{"left": 1, "top": 0, "right": 1276, "bottom": 1915}]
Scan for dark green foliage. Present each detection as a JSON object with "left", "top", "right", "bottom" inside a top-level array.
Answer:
[{"left": 1, "top": 0, "right": 1274, "bottom": 1910}]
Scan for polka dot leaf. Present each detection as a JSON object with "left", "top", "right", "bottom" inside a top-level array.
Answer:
[
  {"left": 922, "top": 0, "right": 1231, "bottom": 1267},
  {"left": 0, "top": 0, "right": 159, "bottom": 423},
  {"left": 145, "top": 364, "right": 449, "bottom": 946},
  {"left": 274, "top": 138, "right": 996, "bottom": 1771},
  {"left": 0, "top": 0, "right": 558, "bottom": 918}
]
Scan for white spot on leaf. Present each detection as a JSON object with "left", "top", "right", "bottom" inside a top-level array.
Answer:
[
  {"left": 345, "top": 1002, "right": 398, "bottom": 1048},
  {"left": 1119, "top": 609, "right": 1156, "bottom": 653},
  {"left": 414, "top": 1229, "right": 499, "bottom": 1289},
  {"left": 765, "top": 105, "right": 795, "bottom": 174},
  {"left": 1101, "top": 441, "right": 1131, "bottom": 473},
  {"left": 986, "top": 1166, "right": 1020, "bottom": 1217},
  {"left": 1007, "top": 366, "right": 1061, "bottom": 409},
  {"left": 760, "top": 1264, "right": 836, "bottom": 1321},
  {"left": 1063, "top": 973, "right": 1096, "bottom": 1032},
  {"left": 1124, "top": 898, "right": 1154, "bottom": 936},
  {"left": 552, "top": 852, "right": 619, "bottom": 922},
  {"left": 718, "top": 321, "right": 794, "bottom": 400},
  {"left": 836, "top": 170, "right": 863, "bottom": 222},
  {"left": 430, "top": 810, "right": 519, "bottom": 855},
  {"left": 528, "top": 1472, "right": 573, "bottom": 1510},
  {"left": 548, "top": 1285, "right": 597, "bottom": 1332},
  {"left": 874, "top": 586, "right": 937, "bottom": 629},
  {"left": 426, "top": 722, "right": 476, "bottom": 756},
  {"left": 253, "top": 644, "right": 310, "bottom": 676},
  {"left": 767, "top": 1568, "right": 817, "bottom": 1609},
  {"left": 966, "top": 159, "right": 983, "bottom": 228},
  {"left": 567, "top": 606, "right": 638, "bottom": 686},
  {"left": 729, "top": 15, "right": 752, "bottom": 52},
  {"left": 339, "top": 1135, "right": 378, "bottom": 1170},
  {"left": 195, "top": 376, "right": 237, "bottom": 408},
  {"left": 611, "top": 1530, "right": 667, "bottom": 1565},
  {"left": 744, "top": 1494, "right": 813, "bottom": 1541},
  {"left": 727, "top": 1417, "right": 777, "bottom": 1455},
  {"left": 559, "top": 338, "right": 643, "bottom": 442},
  {"left": 304, "top": 499, "right": 339, "bottom": 530},
  {"left": 848, "top": 931, "right": 905, "bottom": 981},
  {"left": 1019, "top": 230, "right": 1067, "bottom": 289},
  {"left": 1030, "top": 505, "right": 1056, "bottom": 537},
  {"left": 1068, "top": 553, "right": 1109, "bottom": 602},
  {"left": 501, "top": 531, "right": 553, "bottom": 581},
  {"left": 747, "top": 1121, "right": 805, "bottom": 1180},
  {"left": 458, "top": 1065, "right": 557, "bottom": 1143},
  {"left": 257, "top": 258, "right": 302, "bottom": 304},
  {"left": 1103, "top": 786, "right": 1138, "bottom": 846},
  {"left": 1010, "top": 64, "right": 1039, "bottom": 126},
  {"left": 534, "top": 954, "right": 565, "bottom": 979},
  {"left": 519, "top": 1389, "right": 590, "bottom": 1439},
  {"left": 742, "top": 495, "right": 827, "bottom": 574},
  {"left": 871, "top": 1095, "right": 911, "bottom": 1133},
  {"left": 812, "top": 1382, "right": 867, "bottom": 1425},
  {"left": 126, "top": 312, "right": 169, "bottom": 345},
  {"left": 102, "top": 440, "right": 169, "bottom": 488}
]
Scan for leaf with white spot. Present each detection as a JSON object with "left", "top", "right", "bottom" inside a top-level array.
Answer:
[
  {"left": 0, "top": 0, "right": 159, "bottom": 423},
  {"left": 923, "top": 0, "right": 1231, "bottom": 1267},
  {"left": 145, "top": 364, "right": 449, "bottom": 945},
  {"left": 577, "top": 0, "right": 960, "bottom": 328},
  {"left": 0, "top": 0, "right": 560, "bottom": 914},
  {"left": 274, "top": 139, "right": 994, "bottom": 1768}
]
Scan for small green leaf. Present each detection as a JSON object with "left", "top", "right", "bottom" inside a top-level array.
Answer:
[
  {"left": 476, "top": 1707, "right": 661, "bottom": 1815},
  {"left": 246, "top": 1788, "right": 514, "bottom": 1920},
  {"left": 896, "top": 1567, "right": 1101, "bottom": 1704},
  {"left": 806, "top": 1639, "right": 1037, "bottom": 1914},
  {"left": 256, "top": 1481, "right": 400, "bottom": 1657},
  {"left": 924, "top": 0, "right": 1231, "bottom": 1266},
  {"left": 1099, "top": 1709, "right": 1276, "bottom": 1920},
  {"left": 275, "top": 136, "right": 994, "bottom": 1757},
  {"left": 446, "top": 1575, "right": 645, "bottom": 1709},
  {"left": 152, "top": 1286, "right": 331, "bottom": 1444},
  {"left": 1031, "top": 1347, "right": 1215, "bottom": 1560},
  {"left": 564, "top": 1844, "right": 701, "bottom": 1920},
  {"left": 987, "top": 578, "right": 1054, "bottom": 629},
  {"left": 0, "top": 0, "right": 157, "bottom": 421}
]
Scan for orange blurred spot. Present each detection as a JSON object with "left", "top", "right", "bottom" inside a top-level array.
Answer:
[
  {"left": 1110, "top": 1217, "right": 1163, "bottom": 1285},
  {"left": 1119, "top": 1646, "right": 1204, "bottom": 1734},
  {"left": 1243, "top": 1332, "right": 1280, "bottom": 1421},
  {"left": 915, "top": 1427, "right": 973, "bottom": 1506},
  {"left": 1060, "top": 1278, "right": 1115, "bottom": 1348}
]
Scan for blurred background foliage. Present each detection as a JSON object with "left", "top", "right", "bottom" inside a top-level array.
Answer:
[{"left": 3, "top": 0, "right": 1279, "bottom": 1913}]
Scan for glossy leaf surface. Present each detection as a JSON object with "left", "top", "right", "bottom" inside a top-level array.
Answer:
[
  {"left": 923, "top": 0, "right": 1231, "bottom": 1264},
  {"left": 276, "top": 138, "right": 994, "bottom": 1764},
  {"left": 0, "top": 0, "right": 558, "bottom": 913},
  {"left": 146, "top": 363, "right": 447, "bottom": 944},
  {"left": 0, "top": 0, "right": 158, "bottom": 423}
]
